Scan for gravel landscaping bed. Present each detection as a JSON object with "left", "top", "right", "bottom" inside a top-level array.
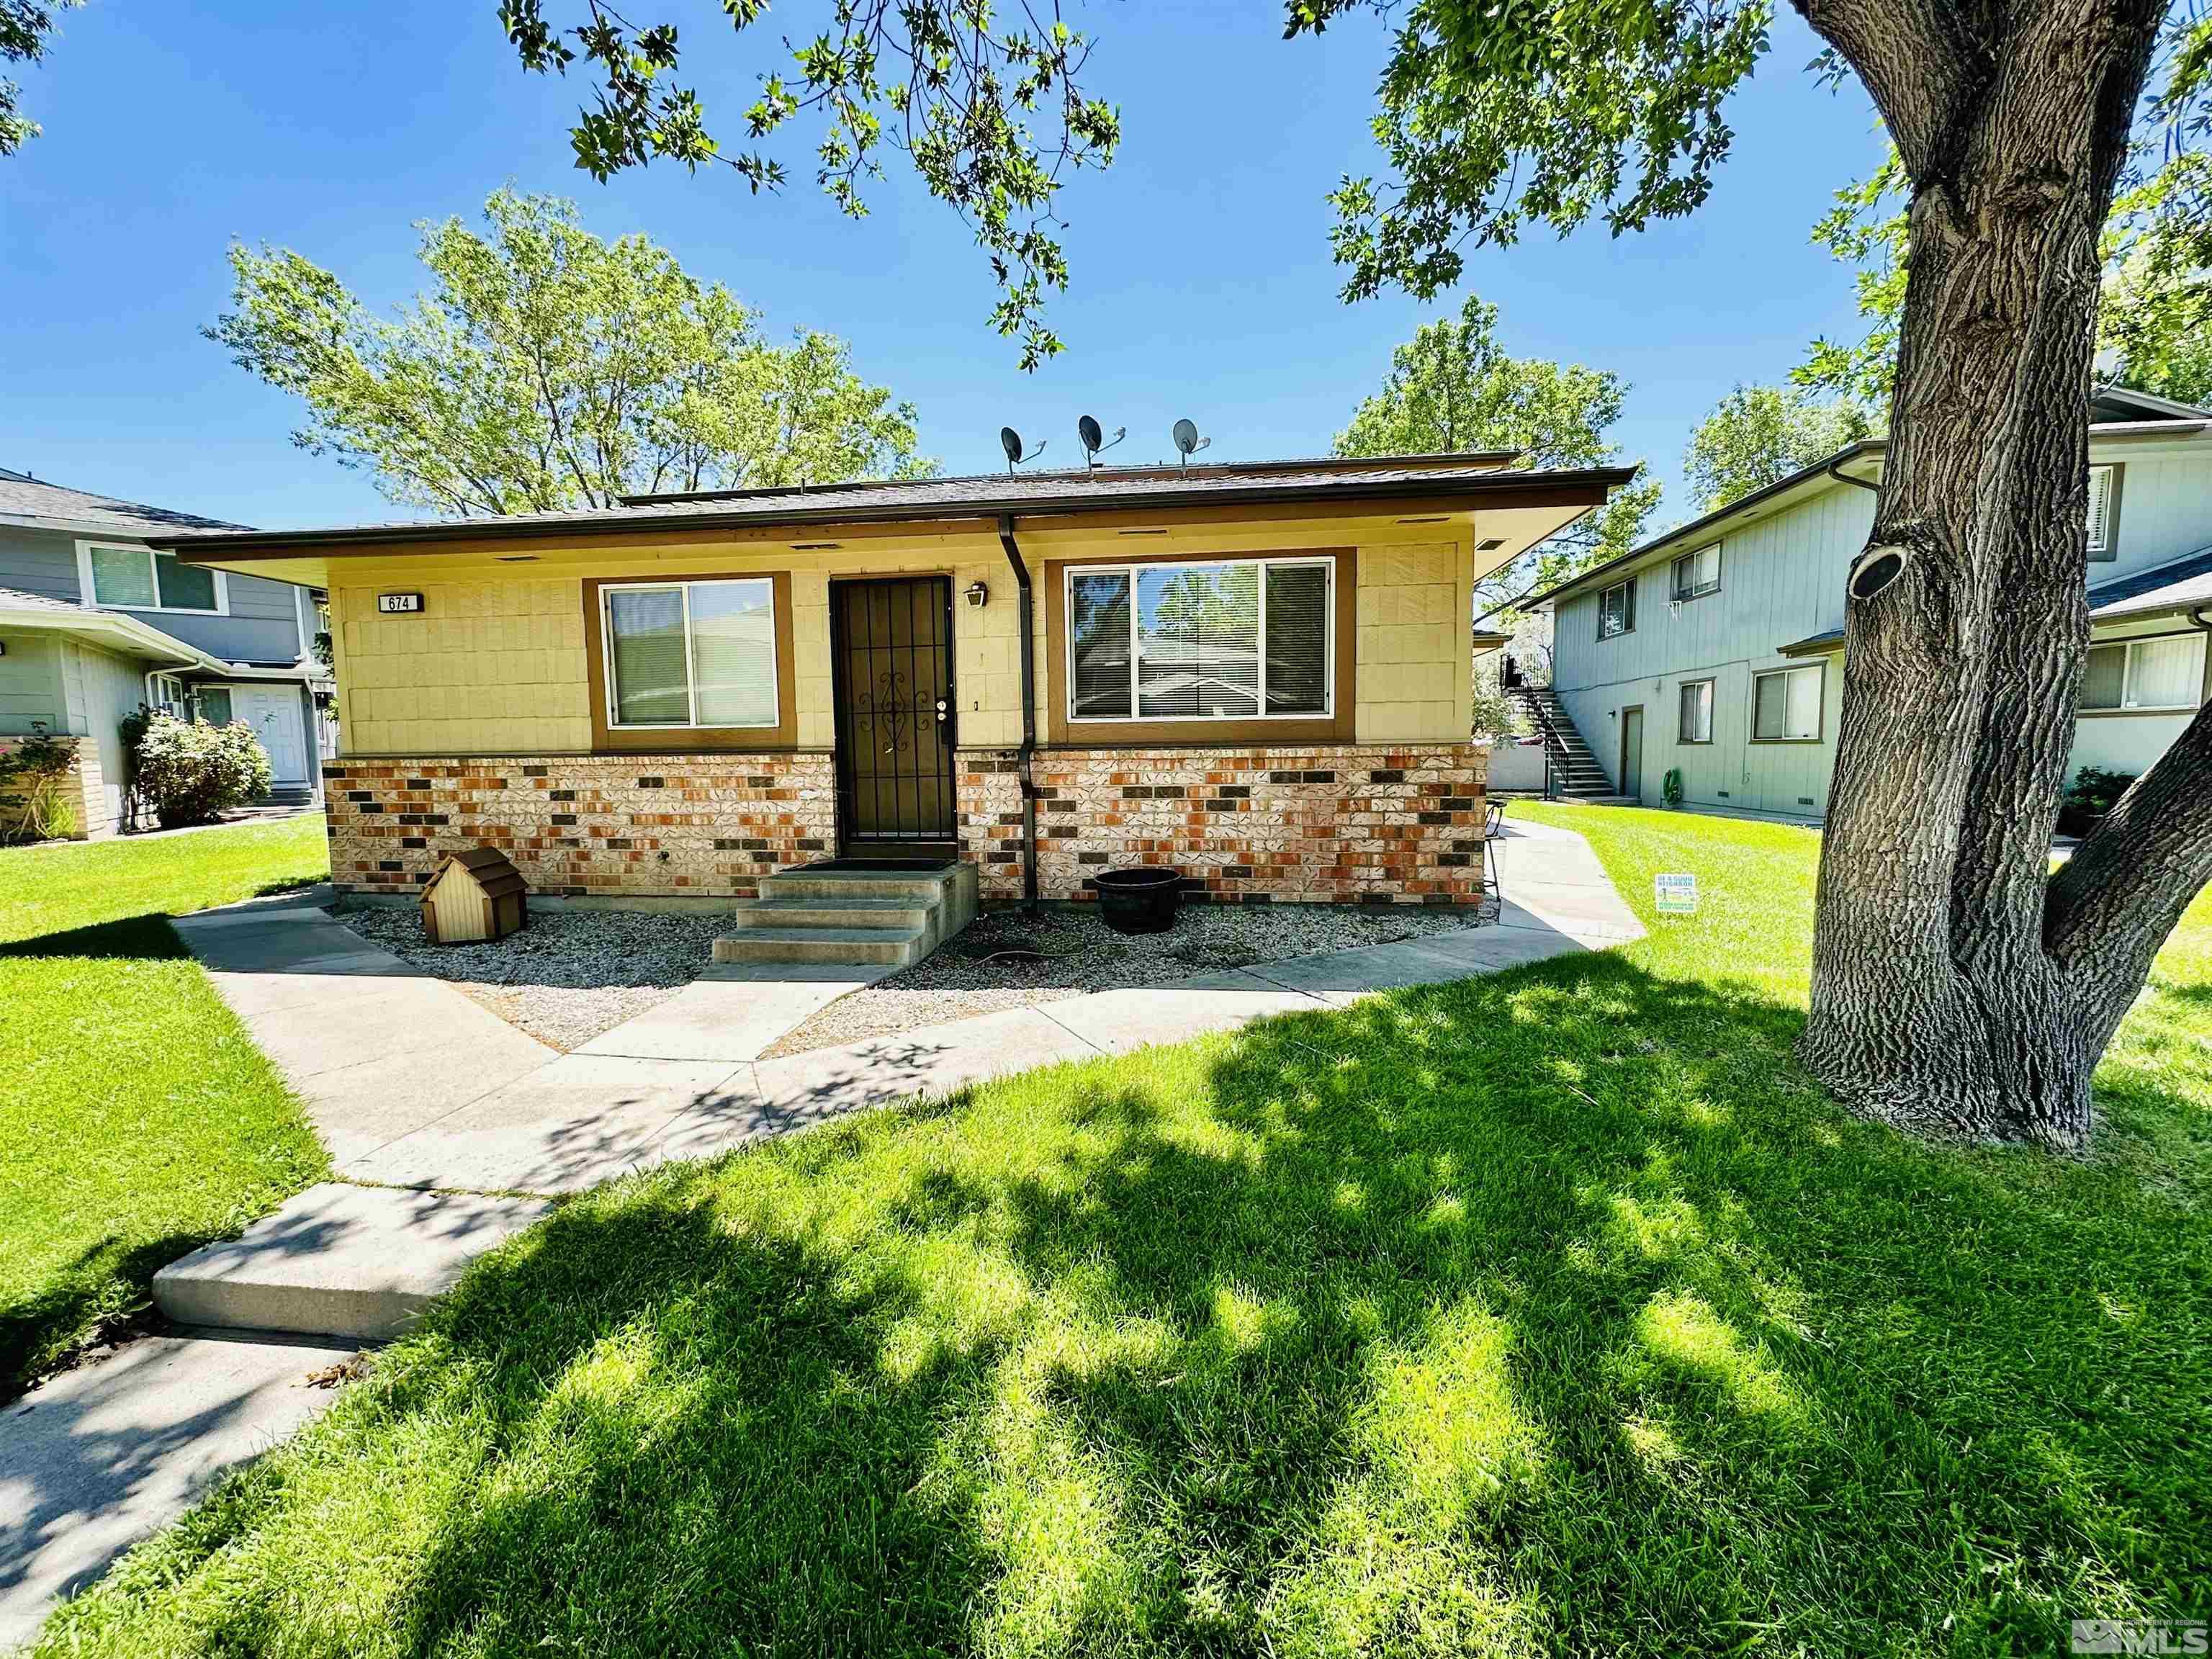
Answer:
[
  {"left": 338, "top": 907, "right": 729, "bottom": 1052},
  {"left": 763, "top": 899, "right": 1493, "bottom": 1058}
]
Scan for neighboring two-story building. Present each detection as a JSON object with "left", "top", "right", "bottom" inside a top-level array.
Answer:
[
  {"left": 0, "top": 469, "right": 330, "bottom": 837},
  {"left": 1520, "top": 387, "right": 2212, "bottom": 819}
]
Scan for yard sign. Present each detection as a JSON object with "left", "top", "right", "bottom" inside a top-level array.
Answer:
[{"left": 1655, "top": 873, "right": 1699, "bottom": 915}]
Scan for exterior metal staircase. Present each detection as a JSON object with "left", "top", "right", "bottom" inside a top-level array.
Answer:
[{"left": 1506, "top": 686, "right": 1622, "bottom": 799}]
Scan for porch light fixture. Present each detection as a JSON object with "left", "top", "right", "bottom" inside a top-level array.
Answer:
[{"left": 965, "top": 580, "right": 989, "bottom": 608}]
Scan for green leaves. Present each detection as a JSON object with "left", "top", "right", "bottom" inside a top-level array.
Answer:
[
  {"left": 207, "top": 189, "right": 934, "bottom": 518},
  {"left": 493, "top": 1, "right": 1119, "bottom": 370},
  {"left": 1334, "top": 296, "right": 1660, "bottom": 604},
  {"left": 0, "top": 0, "right": 81, "bottom": 157},
  {"left": 1683, "top": 384, "right": 1879, "bottom": 512},
  {"left": 1294, "top": 0, "right": 1771, "bottom": 302}
]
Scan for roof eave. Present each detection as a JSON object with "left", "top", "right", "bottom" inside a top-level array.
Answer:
[{"left": 152, "top": 467, "right": 1637, "bottom": 561}]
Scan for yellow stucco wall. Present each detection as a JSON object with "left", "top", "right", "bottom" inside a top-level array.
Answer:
[{"left": 329, "top": 518, "right": 1475, "bottom": 757}]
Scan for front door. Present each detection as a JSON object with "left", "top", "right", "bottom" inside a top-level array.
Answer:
[
  {"left": 830, "top": 576, "right": 956, "bottom": 855},
  {"left": 234, "top": 685, "right": 308, "bottom": 785},
  {"left": 1619, "top": 705, "right": 1645, "bottom": 801}
]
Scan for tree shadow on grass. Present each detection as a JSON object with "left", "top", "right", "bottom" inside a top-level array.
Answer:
[
  {"left": 40, "top": 953, "right": 2212, "bottom": 1657},
  {"left": 0, "top": 914, "right": 185, "bottom": 962},
  {"left": 0, "top": 1231, "right": 208, "bottom": 1402}
]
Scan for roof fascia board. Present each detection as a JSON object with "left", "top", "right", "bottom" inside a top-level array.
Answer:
[
  {"left": 0, "top": 604, "right": 228, "bottom": 670},
  {"left": 152, "top": 467, "right": 1635, "bottom": 562}
]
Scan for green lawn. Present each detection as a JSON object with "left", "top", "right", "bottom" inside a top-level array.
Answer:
[
  {"left": 0, "top": 817, "right": 331, "bottom": 1393},
  {"left": 35, "top": 807, "right": 2212, "bottom": 1656}
]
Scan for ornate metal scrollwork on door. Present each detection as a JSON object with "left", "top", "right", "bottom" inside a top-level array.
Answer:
[{"left": 853, "top": 670, "right": 936, "bottom": 755}]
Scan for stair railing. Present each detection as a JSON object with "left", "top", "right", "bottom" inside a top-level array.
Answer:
[{"left": 1509, "top": 686, "right": 1579, "bottom": 803}]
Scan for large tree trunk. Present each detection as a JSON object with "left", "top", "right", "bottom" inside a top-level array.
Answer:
[{"left": 1792, "top": 0, "right": 2212, "bottom": 1149}]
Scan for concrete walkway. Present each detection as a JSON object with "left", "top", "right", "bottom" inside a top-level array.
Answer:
[{"left": 0, "top": 819, "right": 1640, "bottom": 1649}]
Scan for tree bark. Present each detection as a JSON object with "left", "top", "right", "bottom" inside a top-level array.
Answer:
[{"left": 1792, "top": 0, "right": 2177, "bottom": 1149}]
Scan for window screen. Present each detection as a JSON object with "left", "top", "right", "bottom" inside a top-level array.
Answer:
[
  {"left": 603, "top": 578, "right": 778, "bottom": 728},
  {"left": 89, "top": 545, "right": 158, "bottom": 608},
  {"left": 197, "top": 687, "right": 234, "bottom": 725},
  {"left": 2079, "top": 643, "right": 2126, "bottom": 711},
  {"left": 2126, "top": 634, "right": 2204, "bottom": 709},
  {"left": 1753, "top": 665, "right": 1822, "bottom": 739},
  {"left": 1678, "top": 679, "right": 1713, "bottom": 742},
  {"left": 1066, "top": 558, "right": 1331, "bottom": 724}
]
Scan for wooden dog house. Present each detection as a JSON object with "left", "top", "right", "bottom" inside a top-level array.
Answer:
[{"left": 421, "top": 847, "right": 529, "bottom": 944}]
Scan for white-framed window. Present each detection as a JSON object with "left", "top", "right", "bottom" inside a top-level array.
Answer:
[
  {"left": 1671, "top": 543, "right": 1721, "bottom": 601},
  {"left": 2087, "top": 464, "right": 2120, "bottom": 562},
  {"left": 1064, "top": 556, "right": 1333, "bottom": 723},
  {"left": 147, "top": 673, "right": 187, "bottom": 714},
  {"left": 2079, "top": 633, "right": 2206, "bottom": 712},
  {"left": 1752, "top": 662, "right": 1825, "bottom": 742},
  {"left": 76, "top": 540, "right": 228, "bottom": 614},
  {"left": 1678, "top": 678, "right": 1714, "bottom": 743},
  {"left": 1597, "top": 577, "right": 1636, "bottom": 639},
  {"left": 599, "top": 577, "right": 779, "bottom": 729}
]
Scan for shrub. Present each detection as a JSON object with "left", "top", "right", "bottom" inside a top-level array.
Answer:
[
  {"left": 132, "top": 713, "right": 271, "bottom": 829},
  {"left": 2064, "top": 765, "right": 2136, "bottom": 816},
  {"left": 0, "top": 723, "right": 77, "bottom": 843}
]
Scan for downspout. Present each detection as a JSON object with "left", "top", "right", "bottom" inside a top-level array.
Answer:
[
  {"left": 997, "top": 513, "right": 1039, "bottom": 907},
  {"left": 1827, "top": 457, "right": 1880, "bottom": 493}
]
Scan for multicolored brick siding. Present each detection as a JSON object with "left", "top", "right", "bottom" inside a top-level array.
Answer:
[
  {"left": 323, "top": 754, "right": 835, "bottom": 897},
  {"left": 958, "top": 744, "right": 1489, "bottom": 906},
  {"left": 324, "top": 744, "right": 1488, "bottom": 905}
]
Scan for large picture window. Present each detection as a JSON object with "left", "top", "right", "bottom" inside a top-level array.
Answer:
[
  {"left": 79, "top": 541, "right": 224, "bottom": 613},
  {"left": 1065, "top": 557, "right": 1333, "bottom": 724},
  {"left": 1752, "top": 663, "right": 1825, "bottom": 742},
  {"left": 600, "top": 577, "right": 778, "bottom": 729},
  {"left": 2080, "top": 634, "right": 2206, "bottom": 712}
]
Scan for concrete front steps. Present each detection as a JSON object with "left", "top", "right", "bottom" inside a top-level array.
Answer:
[{"left": 712, "top": 862, "right": 979, "bottom": 969}]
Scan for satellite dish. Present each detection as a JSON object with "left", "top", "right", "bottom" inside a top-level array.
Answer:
[
  {"left": 1172, "top": 418, "right": 1212, "bottom": 469},
  {"left": 1076, "top": 415, "right": 1125, "bottom": 468},
  {"left": 999, "top": 426, "right": 1046, "bottom": 473}
]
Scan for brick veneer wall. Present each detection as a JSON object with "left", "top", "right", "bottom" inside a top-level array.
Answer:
[
  {"left": 323, "top": 754, "right": 835, "bottom": 897},
  {"left": 958, "top": 743, "right": 1489, "bottom": 906}
]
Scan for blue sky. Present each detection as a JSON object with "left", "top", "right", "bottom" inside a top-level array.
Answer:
[{"left": 0, "top": 1, "right": 1888, "bottom": 531}]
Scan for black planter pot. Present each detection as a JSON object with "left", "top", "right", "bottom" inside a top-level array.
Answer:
[{"left": 1092, "top": 866, "right": 1184, "bottom": 935}]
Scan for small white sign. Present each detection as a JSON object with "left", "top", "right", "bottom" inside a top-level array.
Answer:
[
  {"left": 377, "top": 591, "right": 425, "bottom": 614},
  {"left": 1655, "top": 873, "right": 1699, "bottom": 915}
]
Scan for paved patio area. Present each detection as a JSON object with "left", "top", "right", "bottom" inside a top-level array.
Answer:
[{"left": 1, "top": 817, "right": 1640, "bottom": 1650}]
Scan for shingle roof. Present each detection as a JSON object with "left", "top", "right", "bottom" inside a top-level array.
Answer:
[
  {"left": 0, "top": 468, "right": 242, "bottom": 534},
  {"left": 2088, "top": 545, "right": 2212, "bottom": 620},
  {"left": 0, "top": 585, "right": 92, "bottom": 614},
  {"left": 148, "top": 454, "right": 1630, "bottom": 554}
]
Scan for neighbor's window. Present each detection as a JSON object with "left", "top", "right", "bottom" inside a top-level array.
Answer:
[
  {"left": 601, "top": 578, "right": 778, "bottom": 729},
  {"left": 1671, "top": 543, "right": 1721, "bottom": 601},
  {"left": 1678, "top": 678, "right": 1714, "bottom": 743},
  {"left": 196, "top": 686, "right": 235, "bottom": 725},
  {"left": 1752, "top": 664, "right": 1824, "bottom": 741},
  {"left": 1597, "top": 578, "right": 1636, "bottom": 639},
  {"left": 84, "top": 542, "right": 221, "bottom": 613},
  {"left": 2079, "top": 634, "right": 2206, "bottom": 712},
  {"left": 148, "top": 673, "right": 186, "bottom": 713},
  {"left": 1066, "top": 557, "right": 1331, "bottom": 723},
  {"left": 2087, "top": 465, "right": 2120, "bottom": 562}
]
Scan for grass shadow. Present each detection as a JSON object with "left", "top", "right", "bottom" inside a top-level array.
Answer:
[
  {"left": 0, "top": 915, "right": 185, "bottom": 963},
  {"left": 42, "top": 943, "right": 2212, "bottom": 1656}
]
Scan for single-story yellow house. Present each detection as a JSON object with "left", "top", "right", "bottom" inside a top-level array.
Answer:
[{"left": 158, "top": 454, "right": 1624, "bottom": 912}]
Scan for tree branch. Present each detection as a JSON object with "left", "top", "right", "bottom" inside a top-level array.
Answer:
[
  {"left": 2046, "top": 689, "right": 2212, "bottom": 1047},
  {"left": 1789, "top": 0, "right": 1990, "bottom": 183}
]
